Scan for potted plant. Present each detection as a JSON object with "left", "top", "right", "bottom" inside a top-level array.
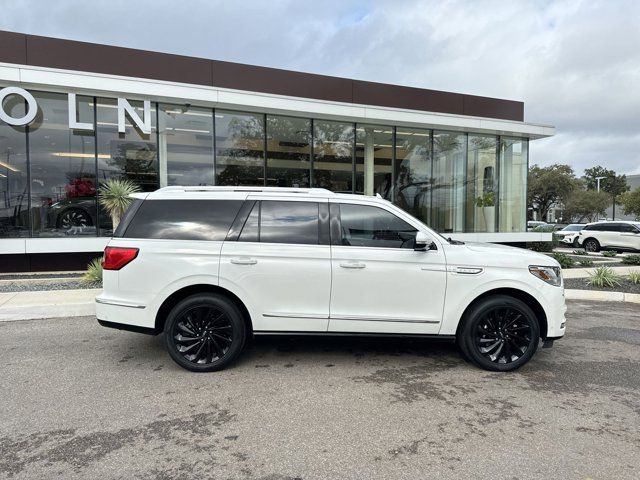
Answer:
[
  {"left": 98, "top": 178, "right": 140, "bottom": 231},
  {"left": 475, "top": 191, "right": 495, "bottom": 232}
]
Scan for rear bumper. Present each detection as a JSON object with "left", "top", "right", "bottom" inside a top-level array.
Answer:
[
  {"left": 97, "top": 319, "right": 157, "bottom": 335},
  {"left": 95, "top": 293, "right": 156, "bottom": 331}
]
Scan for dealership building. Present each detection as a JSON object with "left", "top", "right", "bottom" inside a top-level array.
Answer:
[{"left": 0, "top": 30, "right": 554, "bottom": 272}]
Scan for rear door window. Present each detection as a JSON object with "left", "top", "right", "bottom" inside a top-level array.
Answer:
[
  {"left": 123, "top": 200, "right": 243, "bottom": 240},
  {"left": 238, "top": 200, "right": 320, "bottom": 244}
]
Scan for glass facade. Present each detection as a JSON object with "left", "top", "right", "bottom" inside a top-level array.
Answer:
[{"left": 0, "top": 87, "right": 529, "bottom": 239}]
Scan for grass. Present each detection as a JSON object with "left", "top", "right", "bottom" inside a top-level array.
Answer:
[
  {"left": 578, "top": 259, "right": 594, "bottom": 267},
  {"left": 602, "top": 250, "right": 617, "bottom": 257},
  {"left": 629, "top": 271, "right": 640, "bottom": 285},
  {"left": 81, "top": 257, "right": 103, "bottom": 285},
  {"left": 587, "top": 266, "right": 621, "bottom": 288},
  {"left": 572, "top": 249, "right": 588, "bottom": 256}
]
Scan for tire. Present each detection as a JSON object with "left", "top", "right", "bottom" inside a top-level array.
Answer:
[
  {"left": 164, "top": 293, "right": 246, "bottom": 372},
  {"left": 583, "top": 238, "right": 600, "bottom": 253},
  {"left": 572, "top": 238, "right": 579, "bottom": 248},
  {"left": 57, "top": 208, "right": 92, "bottom": 230},
  {"left": 458, "top": 295, "right": 540, "bottom": 372}
]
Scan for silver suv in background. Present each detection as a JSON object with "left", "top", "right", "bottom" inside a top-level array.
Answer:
[{"left": 577, "top": 221, "right": 640, "bottom": 252}]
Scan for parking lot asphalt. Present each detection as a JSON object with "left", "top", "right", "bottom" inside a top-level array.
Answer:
[{"left": 1, "top": 300, "right": 639, "bottom": 480}]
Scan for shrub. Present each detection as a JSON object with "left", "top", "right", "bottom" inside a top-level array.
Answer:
[
  {"left": 621, "top": 255, "right": 640, "bottom": 265},
  {"left": 527, "top": 226, "right": 560, "bottom": 253},
  {"left": 550, "top": 252, "right": 575, "bottom": 269},
  {"left": 578, "top": 259, "right": 594, "bottom": 267},
  {"left": 602, "top": 250, "right": 617, "bottom": 257},
  {"left": 629, "top": 271, "right": 640, "bottom": 284},
  {"left": 587, "top": 266, "right": 621, "bottom": 288},
  {"left": 572, "top": 249, "right": 588, "bottom": 256},
  {"left": 81, "top": 257, "right": 103, "bottom": 285}
]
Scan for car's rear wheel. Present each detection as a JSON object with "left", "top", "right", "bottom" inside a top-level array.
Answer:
[
  {"left": 584, "top": 238, "right": 600, "bottom": 252},
  {"left": 165, "top": 293, "right": 246, "bottom": 372},
  {"left": 458, "top": 295, "right": 540, "bottom": 372}
]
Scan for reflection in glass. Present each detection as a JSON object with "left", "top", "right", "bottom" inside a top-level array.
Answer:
[
  {"left": 215, "top": 111, "right": 264, "bottom": 186},
  {"left": 394, "top": 128, "right": 431, "bottom": 225},
  {"left": 312, "top": 120, "right": 354, "bottom": 193},
  {"left": 158, "top": 104, "right": 214, "bottom": 186},
  {"left": 355, "top": 124, "right": 393, "bottom": 198},
  {"left": 0, "top": 93, "right": 28, "bottom": 237},
  {"left": 29, "top": 91, "right": 97, "bottom": 237},
  {"left": 260, "top": 201, "right": 319, "bottom": 244},
  {"left": 432, "top": 131, "right": 467, "bottom": 233},
  {"left": 499, "top": 138, "right": 528, "bottom": 232},
  {"left": 339, "top": 203, "right": 417, "bottom": 248},
  {"left": 467, "top": 134, "right": 497, "bottom": 232},
  {"left": 96, "top": 97, "right": 158, "bottom": 235},
  {"left": 266, "top": 115, "right": 311, "bottom": 188}
]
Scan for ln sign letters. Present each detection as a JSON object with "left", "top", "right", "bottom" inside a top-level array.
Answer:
[{"left": 0, "top": 86, "right": 152, "bottom": 135}]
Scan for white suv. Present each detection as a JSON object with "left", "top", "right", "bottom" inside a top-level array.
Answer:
[
  {"left": 577, "top": 221, "right": 640, "bottom": 252},
  {"left": 96, "top": 187, "right": 566, "bottom": 372}
]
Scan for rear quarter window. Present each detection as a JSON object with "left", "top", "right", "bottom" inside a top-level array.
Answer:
[{"left": 122, "top": 200, "right": 243, "bottom": 241}]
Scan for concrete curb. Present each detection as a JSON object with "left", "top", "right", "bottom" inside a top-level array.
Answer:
[
  {"left": 564, "top": 289, "right": 640, "bottom": 303},
  {"left": 0, "top": 288, "right": 100, "bottom": 322}
]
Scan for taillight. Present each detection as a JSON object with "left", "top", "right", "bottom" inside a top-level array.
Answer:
[{"left": 102, "top": 247, "right": 139, "bottom": 270}]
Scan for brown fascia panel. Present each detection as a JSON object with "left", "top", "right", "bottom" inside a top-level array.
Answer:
[
  {"left": 0, "top": 30, "right": 525, "bottom": 121},
  {"left": 0, "top": 31, "right": 27, "bottom": 65},
  {"left": 24, "top": 34, "right": 212, "bottom": 86}
]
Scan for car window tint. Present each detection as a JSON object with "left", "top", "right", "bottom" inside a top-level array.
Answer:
[
  {"left": 259, "top": 201, "right": 319, "bottom": 244},
  {"left": 238, "top": 202, "right": 259, "bottom": 242},
  {"left": 605, "top": 224, "right": 621, "bottom": 232},
  {"left": 620, "top": 224, "right": 637, "bottom": 233},
  {"left": 123, "top": 200, "right": 242, "bottom": 240},
  {"left": 339, "top": 203, "right": 417, "bottom": 248}
]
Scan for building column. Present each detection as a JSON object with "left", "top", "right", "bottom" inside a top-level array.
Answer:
[{"left": 364, "top": 126, "right": 374, "bottom": 196}]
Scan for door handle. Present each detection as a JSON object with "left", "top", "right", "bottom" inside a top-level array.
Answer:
[
  {"left": 339, "top": 262, "right": 366, "bottom": 269},
  {"left": 230, "top": 257, "right": 258, "bottom": 265}
]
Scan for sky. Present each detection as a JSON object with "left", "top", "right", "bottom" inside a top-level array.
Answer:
[{"left": 1, "top": 0, "right": 639, "bottom": 175}]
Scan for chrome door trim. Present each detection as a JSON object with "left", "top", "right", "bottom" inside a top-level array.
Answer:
[{"left": 329, "top": 314, "right": 439, "bottom": 324}]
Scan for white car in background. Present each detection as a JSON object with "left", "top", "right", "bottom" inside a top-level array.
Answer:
[
  {"left": 556, "top": 224, "right": 586, "bottom": 247},
  {"left": 577, "top": 221, "right": 640, "bottom": 252},
  {"left": 96, "top": 187, "right": 566, "bottom": 373}
]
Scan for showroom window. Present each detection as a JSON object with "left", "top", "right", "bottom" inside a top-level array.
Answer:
[
  {"left": 215, "top": 110, "right": 264, "bottom": 186},
  {"left": 158, "top": 104, "right": 214, "bottom": 187},
  {"left": 432, "top": 131, "right": 467, "bottom": 233},
  {"left": 266, "top": 115, "right": 311, "bottom": 188},
  {"left": 29, "top": 91, "right": 97, "bottom": 237},
  {"left": 96, "top": 97, "right": 158, "bottom": 235},
  {"left": 0, "top": 91, "right": 29, "bottom": 237},
  {"left": 337, "top": 203, "right": 417, "bottom": 249},
  {"left": 499, "top": 137, "right": 527, "bottom": 232},
  {"left": 312, "top": 120, "right": 354, "bottom": 193},
  {"left": 394, "top": 128, "right": 432, "bottom": 226},
  {"left": 355, "top": 124, "right": 393, "bottom": 198},
  {"left": 467, "top": 134, "right": 497, "bottom": 233}
]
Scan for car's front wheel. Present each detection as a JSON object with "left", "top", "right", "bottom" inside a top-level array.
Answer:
[
  {"left": 165, "top": 293, "right": 246, "bottom": 372},
  {"left": 583, "top": 238, "right": 600, "bottom": 252},
  {"left": 458, "top": 295, "right": 540, "bottom": 372}
]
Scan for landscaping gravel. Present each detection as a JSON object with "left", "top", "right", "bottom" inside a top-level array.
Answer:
[
  {"left": 564, "top": 277, "right": 640, "bottom": 294},
  {"left": 0, "top": 272, "right": 82, "bottom": 280},
  {"left": 0, "top": 280, "right": 101, "bottom": 293}
]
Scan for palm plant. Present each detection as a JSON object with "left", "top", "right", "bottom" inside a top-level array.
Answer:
[
  {"left": 81, "top": 257, "right": 103, "bottom": 285},
  {"left": 98, "top": 178, "right": 140, "bottom": 230}
]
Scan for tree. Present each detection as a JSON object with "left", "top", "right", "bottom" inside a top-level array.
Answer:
[
  {"left": 583, "top": 166, "right": 629, "bottom": 219},
  {"left": 620, "top": 188, "right": 640, "bottom": 220},
  {"left": 563, "top": 188, "right": 610, "bottom": 223},
  {"left": 528, "top": 164, "right": 577, "bottom": 221}
]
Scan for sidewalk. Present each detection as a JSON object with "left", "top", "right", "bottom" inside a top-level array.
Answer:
[{"left": 0, "top": 288, "right": 100, "bottom": 322}]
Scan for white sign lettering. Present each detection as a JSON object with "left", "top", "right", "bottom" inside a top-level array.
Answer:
[{"left": 0, "top": 86, "right": 38, "bottom": 126}]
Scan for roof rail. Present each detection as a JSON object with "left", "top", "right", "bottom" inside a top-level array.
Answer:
[{"left": 157, "top": 186, "right": 335, "bottom": 195}]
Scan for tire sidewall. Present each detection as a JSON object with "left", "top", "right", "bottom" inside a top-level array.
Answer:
[
  {"left": 584, "top": 238, "right": 600, "bottom": 252},
  {"left": 164, "top": 293, "right": 246, "bottom": 372},
  {"left": 460, "top": 295, "right": 540, "bottom": 372}
]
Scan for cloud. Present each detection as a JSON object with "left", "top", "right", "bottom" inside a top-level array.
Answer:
[{"left": 1, "top": 0, "right": 638, "bottom": 175}]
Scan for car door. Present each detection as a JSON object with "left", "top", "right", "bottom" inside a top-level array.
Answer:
[
  {"left": 619, "top": 224, "right": 640, "bottom": 249},
  {"left": 328, "top": 201, "right": 446, "bottom": 334},
  {"left": 604, "top": 223, "right": 623, "bottom": 248},
  {"left": 219, "top": 198, "right": 331, "bottom": 332}
]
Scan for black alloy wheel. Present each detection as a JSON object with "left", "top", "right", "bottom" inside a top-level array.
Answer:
[
  {"left": 584, "top": 238, "right": 600, "bottom": 253},
  {"left": 458, "top": 295, "right": 540, "bottom": 371},
  {"left": 165, "top": 294, "right": 246, "bottom": 372},
  {"left": 58, "top": 209, "right": 92, "bottom": 230}
]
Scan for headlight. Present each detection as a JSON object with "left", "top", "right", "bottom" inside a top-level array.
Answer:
[{"left": 529, "top": 265, "right": 562, "bottom": 286}]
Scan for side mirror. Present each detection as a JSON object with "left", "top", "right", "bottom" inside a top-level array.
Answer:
[{"left": 414, "top": 232, "right": 434, "bottom": 252}]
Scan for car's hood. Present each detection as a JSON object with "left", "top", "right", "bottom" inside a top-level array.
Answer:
[{"left": 444, "top": 241, "right": 559, "bottom": 269}]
